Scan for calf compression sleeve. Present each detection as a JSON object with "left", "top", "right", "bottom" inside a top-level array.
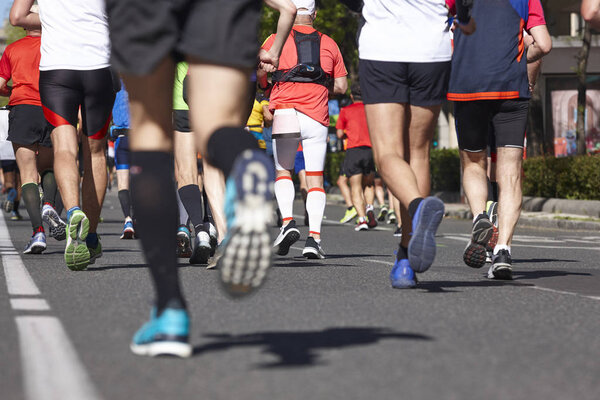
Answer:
[
  {"left": 274, "top": 176, "right": 295, "bottom": 224},
  {"left": 205, "top": 127, "right": 259, "bottom": 177},
  {"left": 21, "top": 183, "right": 43, "bottom": 230}
]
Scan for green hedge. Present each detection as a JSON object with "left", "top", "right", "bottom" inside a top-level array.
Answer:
[{"left": 522, "top": 155, "right": 600, "bottom": 200}]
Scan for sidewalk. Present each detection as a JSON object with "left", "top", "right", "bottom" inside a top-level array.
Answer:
[{"left": 326, "top": 188, "right": 600, "bottom": 231}]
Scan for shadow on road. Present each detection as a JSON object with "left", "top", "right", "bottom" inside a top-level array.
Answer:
[
  {"left": 512, "top": 258, "right": 579, "bottom": 264},
  {"left": 513, "top": 269, "right": 592, "bottom": 279},
  {"left": 416, "top": 279, "right": 531, "bottom": 293},
  {"left": 193, "top": 327, "right": 432, "bottom": 367}
]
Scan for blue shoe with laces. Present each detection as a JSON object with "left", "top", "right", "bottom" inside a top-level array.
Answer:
[
  {"left": 130, "top": 307, "right": 192, "bottom": 358},
  {"left": 408, "top": 196, "right": 445, "bottom": 273},
  {"left": 390, "top": 258, "right": 417, "bottom": 289}
]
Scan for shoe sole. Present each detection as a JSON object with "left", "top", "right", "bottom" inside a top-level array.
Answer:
[
  {"left": 274, "top": 228, "right": 300, "bottom": 256},
  {"left": 487, "top": 226, "right": 499, "bottom": 251},
  {"left": 377, "top": 210, "right": 388, "bottom": 222},
  {"left": 408, "top": 198, "right": 445, "bottom": 273},
  {"left": 367, "top": 210, "right": 377, "bottom": 228},
  {"left": 355, "top": 225, "right": 368, "bottom": 231},
  {"left": 391, "top": 278, "right": 417, "bottom": 289},
  {"left": 176, "top": 234, "right": 193, "bottom": 258},
  {"left": 302, "top": 248, "right": 325, "bottom": 259},
  {"left": 130, "top": 341, "right": 192, "bottom": 358},
  {"left": 464, "top": 218, "right": 494, "bottom": 268},
  {"left": 43, "top": 210, "right": 67, "bottom": 241},
  {"left": 120, "top": 229, "right": 135, "bottom": 240},
  {"left": 88, "top": 248, "right": 102, "bottom": 264},
  {"left": 189, "top": 243, "right": 211, "bottom": 265},
  {"left": 24, "top": 243, "right": 46, "bottom": 254},
  {"left": 492, "top": 264, "right": 513, "bottom": 280},
  {"left": 218, "top": 151, "right": 274, "bottom": 297},
  {"left": 64, "top": 213, "right": 90, "bottom": 271}
]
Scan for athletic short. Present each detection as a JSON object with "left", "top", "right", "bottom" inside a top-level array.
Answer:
[
  {"left": 173, "top": 109, "right": 191, "bottom": 133},
  {"left": 338, "top": 159, "right": 347, "bottom": 177},
  {"left": 487, "top": 123, "right": 497, "bottom": 162},
  {"left": 343, "top": 146, "right": 375, "bottom": 177},
  {"left": 359, "top": 59, "right": 450, "bottom": 106},
  {"left": 106, "top": 0, "right": 261, "bottom": 75},
  {"left": 39, "top": 68, "right": 117, "bottom": 139},
  {"left": 294, "top": 150, "right": 305, "bottom": 174},
  {"left": 7, "top": 105, "right": 53, "bottom": 147},
  {"left": 1, "top": 160, "right": 18, "bottom": 172},
  {"left": 115, "top": 135, "right": 131, "bottom": 170},
  {"left": 454, "top": 99, "right": 529, "bottom": 152}
]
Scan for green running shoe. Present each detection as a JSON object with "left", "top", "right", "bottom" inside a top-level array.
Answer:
[
  {"left": 339, "top": 206, "right": 357, "bottom": 223},
  {"left": 88, "top": 237, "right": 102, "bottom": 264},
  {"left": 64, "top": 210, "right": 90, "bottom": 271}
]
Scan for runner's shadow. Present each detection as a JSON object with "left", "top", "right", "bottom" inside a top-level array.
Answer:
[
  {"left": 274, "top": 260, "right": 353, "bottom": 267},
  {"left": 512, "top": 258, "right": 578, "bottom": 264},
  {"left": 193, "top": 327, "right": 432, "bottom": 367},
  {"left": 513, "top": 269, "right": 592, "bottom": 279},
  {"left": 416, "top": 279, "right": 531, "bottom": 293}
]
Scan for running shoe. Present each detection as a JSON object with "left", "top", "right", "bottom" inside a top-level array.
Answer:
[
  {"left": 208, "top": 222, "right": 218, "bottom": 256},
  {"left": 120, "top": 217, "right": 135, "bottom": 239},
  {"left": 407, "top": 196, "right": 445, "bottom": 273},
  {"left": 64, "top": 210, "right": 90, "bottom": 271},
  {"left": 485, "top": 201, "right": 499, "bottom": 250},
  {"left": 485, "top": 251, "right": 492, "bottom": 264},
  {"left": 4, "top": 188, "right": 17, "bottom": 212},
  {"left": 386, "top": 211, "right": 397, "bottom": 225},
  {"left": 176, "top": 226, "right": 193, "bottom": 259},
  {"left": 218, "top": 150, "right": 275, "bottom": 297},
  {"left": 189, "top": 230, "right": 211, "bottom": 265},
  {"left": 130, "top": 306, "right": 192, "bottom": 358},
  {"left": 366, "top": 206, "right": 378, "bottom": 229},
  {"left": 87, "top": 237, "right": 102, "bottom": 264},
  {"left": 10, "top": 210, "right": 22, "bottom": 221},
  {"left": 42, "top": 204, "right": 67, "bottom": 241},
  {"left": 354, "top": 217, "right": 368, "bottom": 231},
  {"left": 393, "top": 227, "right": 402, "bottom": 237},
  {"left": 273, "top": 219, "right": 300, "bottom": 255},
  {"left": 377, "top": 205, "right": 388, "bottom": 221},
  {"left": 488, "top": 249, "right": 513, "bottom": 280},
  {"left": 463, "top": 213, "right": 494, "bottom": 269},
  {"left": 302, "top": 236, "right": 326, "bottom": 259},
  {"left": 23, "top": 231, "right": 46, "bottom": 254},
  {"left": 340, "top": 206, "right": 357, "bottom": 223},
  {"left": 390, "top": 258, "right": 417, "bottom": 289}
]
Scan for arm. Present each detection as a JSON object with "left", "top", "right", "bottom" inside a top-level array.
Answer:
[
  {"left": 455, "top": 0, "right": 476, "bottom": 35},
  {"left": 0, "top": 77, "right": 11, "bottom": 98},
  {"left": 257, "top": 69, "right": 269, "bottom": 89},
  {"left": 582, "top": 0, "right": 600, "bottom": 30},
  {"left": 10, "top": 0, "right": 40, "bottom": 29},
  {"left": 336, "top": 128, "right": 346, "bottom": 140},
  {"left": 262, "top": 104, "right": 273, "bottom": 126},
  {"left": 332, "top": 77, "right": 348, "bottom": 95},
  {"left": 526, "top": 25, "right": 552, "bottom": 63},
  {"left": 259, "top": 0, "right": 297, "bottom": 72}
]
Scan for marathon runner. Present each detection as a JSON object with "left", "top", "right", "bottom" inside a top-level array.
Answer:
[
  {"left": 265, "top": 0, "right": 348, "bottom": 259},
  {"left": 582, "top": 0, "right": 600, "bottom": 29},
  {"left": 12, "top": 0, "right": 117, "bottom": 271},
  {"left": 448, "top": 0, "right": 551, "bottom": 279},
  {"left": 1, "top": 4, "right": 66, "bottom": 253},
  {"left": 105, "top": 0, "right": 297, "bottom": 357}
]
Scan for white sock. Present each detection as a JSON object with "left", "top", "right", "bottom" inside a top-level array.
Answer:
[
  {"left": 493, "top": 244, "right": 511, "bottom": 255},
  {"left": 275, "top": 176, "right": 295, "bottom": 224},
  {"left": 306, "top": 189, "right": 326, "bottom": 237}
]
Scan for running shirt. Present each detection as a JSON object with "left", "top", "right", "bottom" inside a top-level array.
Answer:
[
  {"left": 262, "top": 25, "right": 347, "bottom": 127},
  {"left": 0, "top": 36, "right": 42, "bottom": 106},
  {"left": 336, "top": 102, "right": 371, "bottom": 149},
  {"left": 246, "top": 99, "right": 269, "bottom": 134},
  {"left": 448, "top": 0, "right": 546, "bottom": 101},
  {"left": 173, "top": 62, "right": 189, "bottom": 111},
  {"left": 38, "top": 0, "right": 110, "bottom": 71},
  {"left": 359, "top": 0, "right": 454, "bottom": 62}
]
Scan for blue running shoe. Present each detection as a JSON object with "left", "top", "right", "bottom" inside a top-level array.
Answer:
[
  {"left": 390, "top": 258, "right": 417, "bottom": 289},
  {"left": 23, "top": 231, "right": 47, "bottom": 254},
  {"left": 408, "top": 197, "right": 445, "bottom": 273},
  {"left": 120, "top": 217, "right": 135, "bottom": 239},
  {"left": 218, "top": 149, "right": 275, "bottom": 297},
  {"left": 130, "top": 308, "right": 192, "bottom": 358}
]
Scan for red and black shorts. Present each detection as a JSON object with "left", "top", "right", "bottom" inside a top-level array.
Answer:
[{"left": 39, "top": 68, "right": 118, "bottom": 140}]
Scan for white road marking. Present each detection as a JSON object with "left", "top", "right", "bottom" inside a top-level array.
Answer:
[
  {"left": 441, "top": 235, "right": 600, "bottom": 251},
  {"left": 10, "top": 298, "right": 50, "bottom": 311},
  {"left": 1, "top": 212, "right": 103, "bottom": 400}
]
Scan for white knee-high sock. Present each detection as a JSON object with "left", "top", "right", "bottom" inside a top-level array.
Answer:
[
  {"left": 306, "top": 188, "right": 326, "bottom": 236},
  {"left": 275, "top": 176, "right": 295, "bottom": 224}
]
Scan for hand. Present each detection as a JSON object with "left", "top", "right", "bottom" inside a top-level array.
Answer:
[
  {"left": 258, "top": 49, "right": 279, "bottom": 73},
  {"left": 455, "top": 18, "right": 476, "bottom": 35}
]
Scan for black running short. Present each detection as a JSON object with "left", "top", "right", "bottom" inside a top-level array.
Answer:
[
  {"left": 115, "top": 135, "right": 130, "bottom": 170},
  {"left": 7, "top": 105, "right": 53, "bottom": 147},
  {"left": 39, "top": 68, "right": 117, "bottom": 139},
  {"left": 359, "top": 59, "right": 450, "bottom": 106},
  {"left": 343, "top": 146, "right": 375, "bottom": 177},
  {"left": 106, "top": 0, "right": 262, "bottom": 75},
  {"left": 1, "top": 160, "right": 18, "bottom": 172},
  {"left": 454, "top": 99, "right": 529, "bottom": 152},
  {"left": 173, "top": 110, "right": 191, "bottom": 133}
]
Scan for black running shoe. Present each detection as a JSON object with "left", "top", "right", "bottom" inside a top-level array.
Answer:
[
  {"left": 489, "top": 249, "right": 513, "bottom": 280},
  {"left": 273, "top": 219, "right": 300, "bottom": 255},
  {"left": 463, "top": 214, "right": 494, "bottom": 269},
  {"left": 302, "top": 237, "right": 325, "bottom": 259}
]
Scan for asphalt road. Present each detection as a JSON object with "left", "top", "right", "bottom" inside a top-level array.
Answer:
[{"left": 1, "top": 191, "right": 599, "bottom": 400}]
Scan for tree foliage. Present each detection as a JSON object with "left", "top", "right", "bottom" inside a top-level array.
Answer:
[{"left": 3, "top": 20, "right": 26, "bottom": 45}]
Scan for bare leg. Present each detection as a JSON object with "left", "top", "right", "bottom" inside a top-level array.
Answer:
[
  {"left": 337, "top": 174, "right": 353, "bottom": 207},
  {"left": 202, "top": 161, "right": 226, "bottom": 243},
  {"left": 51, "top": 125, "right": 81, "bottom": 210},
  {"left": 460, "top": 150, "right": 488, "bottom": 217},
  {"left": 349, "top": 173, "right": 366, "bottom": 219},
  {"left": 81, "top": 135, "right": 108, "bottom": 233},
  {"left": 495, "top": 147, "right": 523, "bottom": 247}
]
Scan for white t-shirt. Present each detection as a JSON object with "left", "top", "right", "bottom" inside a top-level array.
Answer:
[
  {"left": 359, "top": 0, "right": 453, "bottom": 62},
  {"left": 38, "top": 0, "right": 110, "bottom": 71}
]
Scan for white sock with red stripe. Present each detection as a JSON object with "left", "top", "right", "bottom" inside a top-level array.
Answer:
[
  {"left": 306, "top": 188, "right": 326, "bottom": 236},
  {"left": 275, "top": 176, "right": 295, "bottom": 225}
]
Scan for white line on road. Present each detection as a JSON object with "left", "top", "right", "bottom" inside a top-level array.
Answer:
[
  {"left": 10, "top": 298, "right": 51, "bottom": 311},
  {"left": 441, "top": 235, "right": 600, "bottom": 251}
]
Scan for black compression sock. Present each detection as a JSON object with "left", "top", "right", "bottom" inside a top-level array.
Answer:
[
  {"left": 178, "top": 185, "right": 204, "bottom": 232},
  {"left": 396, "top": 245, "right": 408, "bottom": 261},
  {"left": 118, "top": 189, "right": 132, "bottom": 218},
  {"left": 130, "top": 152, "right": 185, "bottom": 313},
  {"left": 41, "top": 170, "right": 58, "bottom": 207},
  {"left": 21, "top": 183, "right": 42, "bottom": 229},
  {"left": 202, "top": 189, "right": 213, "bottom": 223},
  {"left": 205, "top": 127, "right": 259, "bottom": 177},
  {"left": 491, "top": 182, "right": 499, "bottom": 202},
  {"left": 408, "top": 198, "right": 424, "bottom": 219}
]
